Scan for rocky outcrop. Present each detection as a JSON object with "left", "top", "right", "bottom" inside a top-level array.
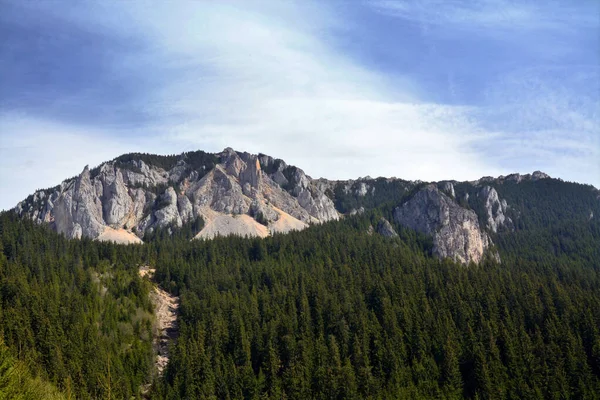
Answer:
[
  {"left": 531, "top": 171, "right": 550, "bottom": 180},
  {"left": 350, "top": 207, "right": 365, "bottom": 216},
  {"left": 357, "top": 182, "right": 369, "bottom": 196},
  {"left": 52, "top": 166, "right": 106, "bottom": 239},
  {"left": 440, "top": 182, "right": 455, "bottom": 199},
  {"left": 249, "top": 200, "right": 279, "bottom": 224},
  {"left": 122, "top": 160, "right": 169, "bottom": 187},
  {"left": 100, "top": 165, "right": 133, "bottom": 227},
  {"left": 393, "top": 185, "right": 493, "bottom": 264},
  {"left": 188, "top": 166, "right": 250, "bottom": 215},
  {"left": 177, "top": 194, "right": 194, "bottom": 222},
  {"left": 240, "top": 156, "right": 262, "bottom": 193},
  {"left": 479, "top": 186, "right": 511, "bottom": 233},
  {"left": 15, "top": 148, "right": 340, "bottom": 242},
  {"left": 153, "top": 187, "right": 182, "bottom": 229},
  {"left": 15, "top": 144, "right": 552, "bottom": 254},
  {"left": 258, "top": 156, "right": 339, "bottom": 223},
  {"left": 376, "top": 218, "right": 398, "bottom": 238},
  {"left": 500, "top": 171, "right": 550, "bottom": 184},
  {"left": 221, "top": 147, "right": 246, "bottom": 178}
]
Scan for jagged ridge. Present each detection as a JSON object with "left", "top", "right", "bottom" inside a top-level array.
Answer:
[
  {"left": 15, "top": 148, "right": 339, "bottom": 243},
  {"left": 16, "top": 147, "right": 596, "bottom": 265}
]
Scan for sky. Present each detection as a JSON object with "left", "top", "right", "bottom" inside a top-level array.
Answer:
[{"left": 1, "top": 0, "right": 598, "bottom": 210}]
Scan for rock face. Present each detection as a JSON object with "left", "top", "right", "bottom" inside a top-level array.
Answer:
[
  {"left": 16, "top": 146, "right": 553, "bottom": 264},
  {"left": 440, "top": 182, "right": 455, "bottom": 199},
  {"left": 376, "top": 218, "right": 398, "bottom": 238},
  {"left": 531, "top": 171, "right": 550, "bottom": 180},
  {"left": 498, "top": 171, "right": 550, "bottom": 184},
  {"left": 52, "top": 166, "right": 106, "bottom": 239},
  {"left": 15, "top": 148, "right": 339, "bottom": 243},
  {"left": 257, "top": 154, "right": 339, "bottom": 223},
  {"left": 479, "top": 186, "right": 511, "bottom": 233},
  {"left": 393, "top": 185, "right": 492, "bottom": 264}
]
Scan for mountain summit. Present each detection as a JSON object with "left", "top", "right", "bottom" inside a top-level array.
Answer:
[{"left": 15, "top": 148, "right": 338, "bottom": 243}]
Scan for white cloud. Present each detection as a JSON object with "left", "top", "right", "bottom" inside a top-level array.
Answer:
[
  {"left": 1, "top": 0, "right": 597, "bottom": 211},
  {"left": 474, "top": 66, "right": 600, "bottom": 187},
  {"left": 0, "top": 114, "right": 191, "bottom": 210},
  {"left": 0, "top": 116, "right": 122, "bottom": 210},
  {"left": 102, "top": 1, "right": 498, "bottom": 178}
]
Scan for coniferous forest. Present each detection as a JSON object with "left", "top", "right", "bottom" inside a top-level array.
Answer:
[
  {"left": 2, "top": 0, "right": 599, "bottom": 396},
  {"left": 1, "top": 198, "right": 600, "bottom": 399}
]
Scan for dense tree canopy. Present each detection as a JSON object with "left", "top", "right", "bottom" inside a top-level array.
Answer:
[
  {"left": 1, "top": 176, "right": 599, "bottom": 399},
  {"left": 0, "top": 213, "right": 153, "bottom": 399},
  {"left": 148, "top": 216, "right": 600, "bottom": 399}
]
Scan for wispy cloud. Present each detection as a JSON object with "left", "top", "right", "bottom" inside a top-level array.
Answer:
[
  {"left": 0, "top": 0, "right": 598, "bottom": 210},
  {"left": 0, "top": 0, "right": 503, "bottom": 210},
  {"left": 0, "top": 115, "right": 131, "bottom": 207},
  {"left": 371, "top": 0, "right": 599, "bottom": 31},
  {"left": 475, "top": 65, "right": 600, "bottom": 185},
  {"left": 369, "top": 0, "right": 600, "bottom": 184}
]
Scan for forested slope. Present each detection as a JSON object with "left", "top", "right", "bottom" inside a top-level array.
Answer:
[
  {"left": 0, "top": 213, "right": 154, "bottom": 399},
  {"left": 0, "top": 338, "right": 65, "bottom": 400},
  {"left": 149, "top": 215, "right": 600, "bottom": 399},
  {"left": 1, "top": 207, "right": 599, "bottom": 399}
]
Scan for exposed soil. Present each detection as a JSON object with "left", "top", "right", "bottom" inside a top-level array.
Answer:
[
  {"left": 195, "top": 213, "right": 269, "bottom": 239},
  {"left": 97, "top": 227, "right": 143, "bottom": 244},
  {"left": 138, "top": 265, "right": 155, "bottom": 279},
  {"left": 150, "top": 285, "right": 179, "bottom": 374},
  {"left": 138, "top": 266, "right": 179, "bottom": 388}
]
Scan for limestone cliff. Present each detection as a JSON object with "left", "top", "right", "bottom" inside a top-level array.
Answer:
[
  {"left": 14, "top": 147, "right": 555, "bottom": 265},
  {"left": 393, "top": 185, "right": 493, "bottom": 264},
  {"left": 15, "top": 148, "right": 339, "bottom": 243},
  {"left": 479, "top": 186, "right": 512, "bottom": 233}
]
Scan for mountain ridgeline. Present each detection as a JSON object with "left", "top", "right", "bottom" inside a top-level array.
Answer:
[
  {"left": 15, "top": 148, "right": 599, "bottom": 264},
  {"left": 3, "top": 149, "right": 600, "bottom": 399}
]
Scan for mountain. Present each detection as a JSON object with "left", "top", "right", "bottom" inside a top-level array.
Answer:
[
  {"left": 14, "top": 148, "right": 600, "bottom": 264},
  {"left": 14, "top": 148, "right": 338, "bottom": 243},
  {"left": 3, "top": 150, "right": 600, "bottom": 399}
]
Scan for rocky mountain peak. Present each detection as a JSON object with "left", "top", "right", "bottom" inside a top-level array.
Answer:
[
  {"left": 221, "top": 147, "right": 246, "bottom": 178},
  {"left": 15, "top": 148, "right": 339, "bottom": 243},
  {"left": 531, "top": 170, "right": 550, "bottom": 180},
  {"left": 499, "top": 170, "right": 551, "bottom": 184}
]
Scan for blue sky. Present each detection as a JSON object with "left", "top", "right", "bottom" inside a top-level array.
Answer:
[{"left": 1, "top": 0, "right": 598, "bottom": 210}]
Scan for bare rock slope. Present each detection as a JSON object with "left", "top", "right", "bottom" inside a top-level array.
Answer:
[
  {"left": 16, "top": 148, "right": 339, "bottom": 242},
  {"left": 16, "top": 147, "right": 543, "bottom": 264},
  {"left": 138, "top": 267, "right": 178, "bottom": 377},
  {"left": 394, "top": 185, "right": 494, "bottom": 264}
]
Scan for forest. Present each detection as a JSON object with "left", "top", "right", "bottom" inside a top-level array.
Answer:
[
  {"left": 1, "top": 202, "right": 599, "bottom": 398},
  {"left": 0, "top": 213, "right": 153, "bottom": 399},
  {"left": 148, "top": 214, "right": 600, "bottom": 399}
]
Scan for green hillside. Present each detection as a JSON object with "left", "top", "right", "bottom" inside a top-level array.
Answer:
[{"left": 1, "top": 177, "right": 599, "bottom": 399}]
